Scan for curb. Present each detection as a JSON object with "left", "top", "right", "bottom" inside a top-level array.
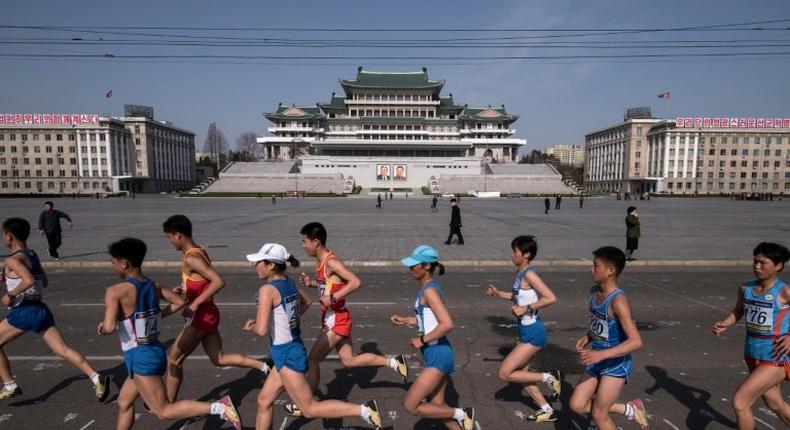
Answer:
[{"left": 40, "top": 259, "right": 754, "bottom": 269}]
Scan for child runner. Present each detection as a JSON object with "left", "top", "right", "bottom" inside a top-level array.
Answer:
[
  {"left": 484, "top": 235, "right": 561, "bottom": 422},
  {"left": 98, "top": 237, "right": 241, "bottom": 430},
  {"left": 713, "top": 242, "right": 790, "bottom": 429},
  {"left": 284, "top": 222, "right": 407, "bottom": 417},
  {"left": 162, "top": 215, "right": 269, "bottom": 402},
  {"left": 242, "top": 243, "right": 384, "bottom": 429},
  {"left": 569, "top": 246, "right": 648, "bottom": 430},
  {"left": 0, "top": 217, "right": 110, "bottom": 402},
  {"left": 390, "top": 245, "right": 475, "bottom": 430}
]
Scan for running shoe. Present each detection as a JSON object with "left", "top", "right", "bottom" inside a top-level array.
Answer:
[
  {"left": 218, "top": 395, "right": 242, "bottom": 430},
  {"left": 95, "top": 375, "right": 111, "bottom": 403},
  {"left": 362, "top": 399, "right": 383, "bottom": 429},
  {"left": 628, "top": 398, "right": 649, "bottom": 430},
  {"left": 284, "top": 402, "right": 302, "bottom": 417},
  {"left": 457, "top": 407, "right": 475, "bottom": 430},
  {"left": 0, "top": 385, "right": 22, "bottom": 400},
  {"left": 548, "top": 369, "right": 562, "bottom": 401},
  {"left": 393, "top": 354, "right": 409, "bottom": 383},
  {"left": 527, "top": 409, "right": 557, "bottom": 422}
]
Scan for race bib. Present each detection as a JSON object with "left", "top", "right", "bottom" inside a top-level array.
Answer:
[
  {"left": 134, "top": 309, "right": 161, "bottom": 343},
  {"left": 588, "top": 314, "right": 609, "bottom": 341},
  {"left": 284, "top": 294, "right": 299, "bottom": 329},
  {"left": 744, "top": 299, "right": 773, "bottom": 334}
]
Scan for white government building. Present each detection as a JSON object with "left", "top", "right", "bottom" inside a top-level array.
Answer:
[{"left": 207, "top": 68, "right": 575, "bottom": 196}]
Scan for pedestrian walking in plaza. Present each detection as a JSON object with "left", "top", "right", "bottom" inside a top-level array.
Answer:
[
  {"left": 390, "top": 192, "right": 393, "bottom": 200},
  {"left": 625, "top": 206, "right": 641, "bottom": 261},
  {"left": 579, "top": 195, "right": 584, "bottom": 209},
  {"left": 376, "top": 194, "right": 382, "bottom": 209},
  {"left": 38, "top": 201, "right": 73, "bottom": 260},
  {"left": 444, "top": 198, "right": 464, "bottom": 245},
  {"left": 555, "top": 195, "right": 562, "bottom": 210},
  {"left": 544, "top": 198, "right": 550, "bottom": 215},
  {"left": 272, "top": 195, "right": 276, "bottom": 205},
  {"left": 431, "top": 196, "right": 439, "bottom": 212}
]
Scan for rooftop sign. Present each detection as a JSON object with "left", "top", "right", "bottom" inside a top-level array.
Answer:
[
  {"left": 675, "top": 117, "right": 790, "bottom": 129},
  {"left": 0, "top": 114, "right": 99, "bottom": 125}
]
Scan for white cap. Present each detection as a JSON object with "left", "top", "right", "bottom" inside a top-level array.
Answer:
[{"left": 246, "top": 243, "right": 290, "bottom": 264}]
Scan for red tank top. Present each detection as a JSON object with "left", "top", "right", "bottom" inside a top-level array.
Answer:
[
  {"left": 181, "top": 247, "right": 214, "bottom": 306},
  {"left": 316, "top": 251, "right": 348, "bottom": 313}
]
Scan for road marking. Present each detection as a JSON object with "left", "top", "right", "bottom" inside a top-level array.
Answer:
[
  {"left": 622, "top": 276, "right": 729, "bottom": 312},
  {"left": 474, "top": 420, "right": 481, "bottom": 430},
  {"left": 663, "top": 418, "right": 680, "bottom": 430},
  {"left": 755, "top": 416, "right": 775, "bottom": 429},
  {"left": 79, "top": 420, "right": 95, "bottom": 430},
  {"left": 60, "top": 302, "right": 396, "bottom": 307},
  {"left": 277, "top": 417, "right": 288, "bottom": 430}
]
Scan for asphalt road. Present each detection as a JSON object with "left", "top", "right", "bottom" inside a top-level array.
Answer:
[{"left": 1, "top": 267, "right": 787, "bottom": 430}]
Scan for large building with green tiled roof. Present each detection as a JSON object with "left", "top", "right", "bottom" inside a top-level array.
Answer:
[{"left": 257, "top": 67, "right": 527, "bottom": 189}]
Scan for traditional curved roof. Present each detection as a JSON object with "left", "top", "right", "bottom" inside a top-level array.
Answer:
[
  {"left": 318, "top": 95, "right": 347, "bottom": 111},
  {"left": 264, "top": 105, "right": 325, "bottom": 120},
  {"left": 459, "top": 106, "right": 519, "bottom": 121},
  {"left": 340, "top": 67, "right": 444, "bottom": 90}
]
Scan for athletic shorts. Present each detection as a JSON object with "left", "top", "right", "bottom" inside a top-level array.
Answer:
[
  {"left": 124, "top": 343, "right": 167, "bottom": 378},
  {"left": 271, "top": 340, "right": 308, "bottom": 373},
  {"left": 421, "top": 343, "right": 455, "bottom": 374},
  {"left": 188, "top": 302, "right": 220, "bottom": 333},
  {"left": 586, "top": 354, "right": 632, "bottom": 382},
  {"left": 745, "top": 357, "right": 790, "bottom": 380},
  {"left": 518, "top": 321, "right": 547, "bottom": 347},
  {"left": 322, "top": 309, "right": 352, "bottom": 338},
  {"left": 6, "top": 301, "right": 55, "bottom": 333}
]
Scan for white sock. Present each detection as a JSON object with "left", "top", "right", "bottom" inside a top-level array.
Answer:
[
  {"left": 260, "top": 362, "right": 270, "bottom": 374},
  {"left": 387, "top": 357, "right": 398, "bottom": 370},
  {"left": 360, "top": 404, "right": 370, "bottom": 419},
  {"left": 90, "top": 372, "right": 100, "bottom": 386},
  {"left": 4, "top": 380, "right": 18, "bottom": 391},
  {"left": 624, "top": 403, "right": 635, "bottom": 420},
  {"left": 541, "top": 372, "right": 554, "bottom": 383},
  {"left": 540, "top": 403, "right": 553, "bottom": 413},
  {"left": 210, "top": 402, "right": 225, "bottom": 416},
  {"left": 453, "top": 408, "right": 465, "bottom": 421}
]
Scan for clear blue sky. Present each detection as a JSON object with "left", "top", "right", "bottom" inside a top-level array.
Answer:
[{"left": 2, "top": 0, "right": 790, "bottom": 154}]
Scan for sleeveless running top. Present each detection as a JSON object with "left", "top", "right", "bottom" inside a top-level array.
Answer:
[
  {"left": 3, "top": 248, "right": 45, "bottom": 308},
  {"left": 414, "top": 279, "right": 450, "bottom": 346},
  {"left": 316, "top": 252, "right": 348, "bottom": 313},
  {"left": 588, "top": 286, "right": 627, "bottom": 350},
  {"left": 267, "top": 278, "right": 302, "bottom": 346},
  {"left": 743, "top": 278, "right": 790, "bottom": 362},
  {"left": 117, "top": 277, "right": 161, "bottom": 352},
  {"left": 181, "top": 247, "right": 215, "bottom": 304},
  {"left": 512, "top": 266, "right": 540, "bottom": 326}
]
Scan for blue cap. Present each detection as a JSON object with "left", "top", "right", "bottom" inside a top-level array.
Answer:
[{"left": 401, "top": 245, "right": 439, "bottom": 267}]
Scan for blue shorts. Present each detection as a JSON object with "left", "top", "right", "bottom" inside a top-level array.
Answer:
[
  {"left": 585, "top": 354, "right": 632, "bottom": 383},
  {"left": 271, "top": 340, "right": 308, "bottom": 373},
  {"left": 6, "top": 301, "right": 55, "bottom": 333},
  {"left": 421, "top": 343, "right": 455, "bottom": 374},
  {"left": 123, "top": 343, "right": 167, "bottom": 378},
  {"left": 518, "top": 321, "right": 547, "bottom": 347}
]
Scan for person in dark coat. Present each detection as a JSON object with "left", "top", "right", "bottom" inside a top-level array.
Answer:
[
  {"left": 444, "top": 198, "right": 464, "bottom": 245},
  {"left": 38, "top": 201, "right": 73, "bottom": 260},
  {"left": 431, "top": 196, "right": 439, "bottom": 212},
  {"left": 579, "top": 195, "right": 584, "bottom": 209},
  {"left": 544, "top": 198, "right": 551, "bottom": 214},
  {"left": 376, "top": 194, "right": 382, "bottom": 209},
  {"left": 625, "top": 206, "right": 641, "bottom": 261},
  {"left": 555, "top": 195, "right": 562, "bottom": 210}
]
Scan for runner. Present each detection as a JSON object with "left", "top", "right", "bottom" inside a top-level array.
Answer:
[
  {"left": 484, "top": 235, "right": 561, "bottom": 422},
  {"left": 390, "top": 245, "right": 475, "bottom": 430},
  {"left": 284, "top": 222, "right": 407, "bottom": 417},
  {"left": 569, "top": 246, "right": 648, "bottom": 430},
  {"left": 713, "top": 242, "right": 790, "bottom": 429},
  {"left": 243, "top": 243, "right": 383, "bottom": 429},
  {"left": 98, "top": 237, "right": 242, "bottom": 429},
  {"left": 0, "top": 217, "right": 110, "bottom": 402},
  {"left": 162, "top": 215, "right": 270, "bottom": 402}
]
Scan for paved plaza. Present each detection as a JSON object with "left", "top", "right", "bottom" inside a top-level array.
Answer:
[
  {"left": 1, "top": 267, "right": 786, "bottom": 429},
  {"left": 0, "top": 195, "right": 787, "bottom": 264}
]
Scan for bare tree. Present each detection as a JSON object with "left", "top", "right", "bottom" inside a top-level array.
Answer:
[
  {"left": 236, "top": 131, "right": 261, "bottom": 160},
  {"left": 203, "top": 122, "right": 228, "bottom": 170}
]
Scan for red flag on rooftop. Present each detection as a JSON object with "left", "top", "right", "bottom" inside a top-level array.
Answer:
[
  {"left": 106, "top": 90, "right": 113, "bottom": 98},
  {"left": 658, "top": 91, "right": 671, "bottom": 100}
]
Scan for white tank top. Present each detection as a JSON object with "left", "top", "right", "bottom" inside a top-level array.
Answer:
[
  {"left": 512, "top": 268, "right": 540, "bottom": 326},
  {"left": 3, "top": 249, "right": 44, "bottom": 308}
]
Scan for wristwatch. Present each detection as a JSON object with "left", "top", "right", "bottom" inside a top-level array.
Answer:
[
  {"left": 526, "top": 304, "right": 534, "bottom": 315},
  {"left": 329, "top": 294, "right": 337, "bottom": 305}
]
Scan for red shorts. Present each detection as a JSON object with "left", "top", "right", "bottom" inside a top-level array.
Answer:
[
  {"left": 322, "top": 309, "right": 352, "bottom": 338},
  {"left": 745, "top": 357, "right": 790, "bottom": 380},
  {"left": 189, "top": 303, "right": 220, "bottom": 333}
]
